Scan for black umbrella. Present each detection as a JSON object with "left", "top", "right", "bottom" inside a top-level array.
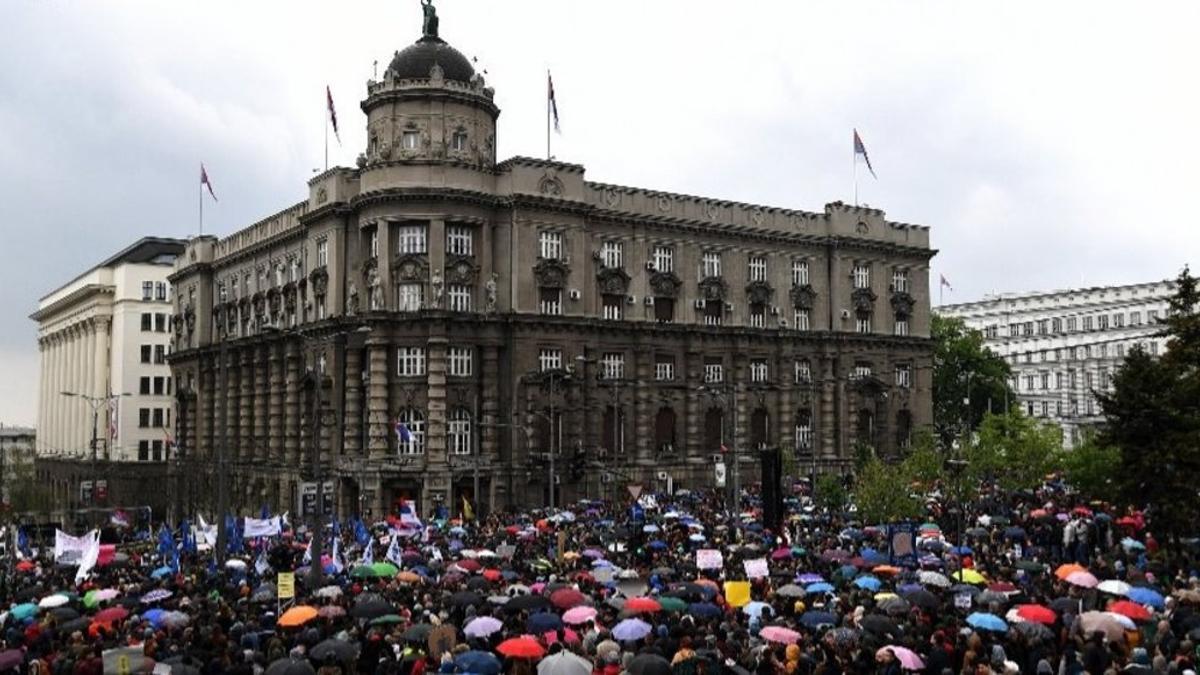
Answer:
[
  {"left": 265, "top": 657, "right": 316, "bottom": 675},
  {"left": 950, "top": 584, "right": 981, "bottom": 597},
  {"left": 627, "top": 653, "right": 672, "bottom": 675},
  {"left": 900, "top": 589, "right": 939, "bottom": 611},
  {"left": 310, "top": 638, "right": 359, "bottom": 663},
  {"left": 466, "top": 577, "right": 491, "bottom": 591},
  {"left": 403, "top": 623, "right": 434, "bottom": 642},
  {"left": 861, "top": 614, "right": 900, "bottom": 638},
  {"left": 57, "top": 617, "right": 91, "bottom": 634},
  {"left": 664, "top": 583, "right": 706, "bottom": 600},
  {"left": 13, "top": 585, "right": 43, "bottom": 602},
  {"left": 49, "top": 607, "right": 79, "bottom": 621},
  {"left": 1049, "top": 597, "right": 1082, "bottom": 615},
  {"left": 505, "top": 594, "right": 550, "bottom": 612},
  {"left": 451, "top": 591, "right": 484, "bottom": 607},
  {"left": 350, "top": 598, "right": 393, "bottom": 620}
]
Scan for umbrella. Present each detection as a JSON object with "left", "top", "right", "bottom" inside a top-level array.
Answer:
[
  {"left": 658, "top": 596, "right": 687, "bottom": 613},
  {"left": 877, "top": 646, "right": 924, "bottom": 672},
  {"left": 951, "top": 570, "right": 986, "bottom": 585},
  {"left": 265, "top": 657, "right": 316, "bottom": 675},
  {"left": 901, "top": 589, "right": 939, "bottom": 611},
  {"left": 918, "top": 571, "right": 951, "bottom": 588},
  {"left": 310, "top": 639, "right": 358, "bottom": 664},
  {"left": 95, "top": 607, "right": 130, "bottom": 623},
  {"left": 800, "top": 611, "right": 837, "bottom": 629},
  {"left": 627, "top": 654, "right": 672, "bottom": 675},
  {"left": 776, "top": 584, "right": 806, "bottom": 598},
  {"left": 1066, "top": 571, "right": 1099, "bottom": 589},
  {"left": 1097, "top": 580, "right": 1132, "bottom": 596},
  {"left": 797, "top": 573, "right": 825, "bottom": 584},
  {"left": 1128, "top": 587, "right": 1165, "bottom": 609},
  {"left": 1109, "top": 600, "right": 1151, "bottom": 622},
  {"left": 1050, "top": 597, "right": 1083, "bottom": 615},
  {"left": 976, "top": 591, "right": 1012, "bottom": 608},
  {"left": 1055, "top": 563, "right": 1087, "bottom": 581},
  {"left": 10, "top": 602, "right": 37, "bottom": 621},
  {"left": 278, "top": 606, "right": 319, "bottom": 628},
  {"left": 550, "top": 588, "right": 589, "bottom": 610},
  {"left": 966, "top": 612, "right": 1008, "bottom": 632},
  {"left": 314, "top": 585, "right": 342, "bottom": 599},
  {"left": 141, "top": 589, "right": 173, "bottom": 604},
  {"left": 1015, "top": 604, "right": 1057, "bottom": 625},
  {"left": 370, "top": 615, "right": 404, "bottom": 626},
  {"left": 853, "top": 576, "right": 882, "bottom": 591},
  {"left": 465, "top": 616, "right": 504, "bottom": 638},
  {"left": 528, "top": 612, "right": 563, "bottom": 633},
  {"left": 563, "top": 606, "right": 598, "bottom": 625},
  {"left": 537, "top": 651, "right": 593, "bottom": 675},
  {"left": 451, "top": 591, "right": 484, "bottom": 607},
  {"left": 688, "top": 602, "right": 721, "bottom": 618},
  {"left": 612, "top": 618, "right": 653, "bottom": 641},
  {"left": 1120, "top": 537, "right": 1146, "bottom": 551},
  {"left": 759, "top": 626, "right": 801, "bottom": 644},
  {"left": 370, "top": 561, "right": 400, "bottom": 577},
  {"left": 151, "top": 566, "right": 173, "bottom": 579},
  {"left": 49, "top": 606, "right": 79, "bottom": 621},
  {"left": 806, "top": 582, "right": 835, "bottom": 594},
  {"left": 624, "top": 597, "right": 662, "bottom": 614},
  {"left": 1003, "top": 526, "right": 1027, "bottom": 540},
  {"left": 456, "top": 651, "right": 503, "bottom": 675},
  {"left": 742, "top": 601, "right": 771, "bottom": 618},
  {"left": 1014, "top": 620, "right": 1055, "bottom": 641},
  {"left": 0, "top": 649, "right": 23, "bottom": 671},
  {"left": 251, "top": 583, "right": 276, "bottom": 603},
  {"left": 862, "top": 614, "right": 900, "bottom": 637},
  {"left": 318, "top": 606, "right": 346, "bottom": 619},
  {"left": 38, "top": 594, "right": 69, "bottom": 609},
  {"left": 878, "top": 597, "right": 911, "bottom": 615},
  {"left": 403, "top": 623, "right": 434, "bottom": 642},
  {"left": 496, "top": 637, "right": 546, "bottom": 659},
  {"left": 103, "top": 647, "right": 155, "bottom": 674},
  {"left": 59, "top": 618, "right": 91, "bottom": 634},
  {"left": 1077, "top": 611, "right": 1127, "bottom": 642},
  {"left": 506, "top": 594, "right": 550, "bottom": 612},
  {"left": 351, "top": 598, "right": 392, "bottom": 619}
]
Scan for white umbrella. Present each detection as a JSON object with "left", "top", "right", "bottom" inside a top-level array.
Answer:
[
  {"left": 314, "top": 585, "right": 343, "bottom": 599},
  {"left": 918, "top": 571, "right": 951, "bottom": 588},
  {"left": 38, "top": 594, "right": 69, "bottom": 609},
  {"left": 538, "top": 652, "right": 592, "bottom": 675},
  {"left": 1097, "top": 580, "right": 1132, "bottom": 596}
]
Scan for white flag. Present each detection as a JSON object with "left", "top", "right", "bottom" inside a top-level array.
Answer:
[
  {"left": 302, "top": 538, "right": 313, "bottom": 566},
  {"left": 331, "top": 537, "right": 343, "bottom": 574},
  {"left": 54, "top": 530, "right": 91, "bottom": 564},
  {"left": 255, "top": 550, "right": 270, "bottom": 576},
  {"left": 360, "top": 538, "right": 374, "bottom": 565},
  {"left": 75, "top": 531, "right": 102, "bottom": 583},
  {"left": 243, "top": 516, "right": 282, "bottom": 539}
]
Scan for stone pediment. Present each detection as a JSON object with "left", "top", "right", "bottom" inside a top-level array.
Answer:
[
  {"left": 534, "top": 258, "right": 571, "bottom": 289},
  {"left": 649, "top": 271, "right": 682, "bottom": 298},
  {"left": 698, "top": 276, "right": 728, "bottom": 302},
  {"left": 445, "top": 254, "right": 479, "bottom": 285},
  {"left": 596, "top": 267, "right": 631, "bottom": 295},
  {"left": 745, "top": 280, "right": 774, "bottom": 305},
  {"left": 851, "top": 287, "right": 877, "bottom": 316},
  {"left": 392, "top": 253, "right": 429, "bottom": 283},
  {"left": 890, "top": 291, "right": 915, "bottom": 318},
  {"left": 790, "top": 284, "right": 817, "bottom": 310}
]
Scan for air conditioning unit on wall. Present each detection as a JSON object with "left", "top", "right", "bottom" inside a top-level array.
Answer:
[
  {"left": 840, "top": 309, "right": 851, "bottom": 319},
  {"left": 568, "top": 289, "right": 581, "bottom": 300},
  {"left": 694, "top": 299, "right": 706, "bottom": 309},
  {"left": 644, "top": 296, "right": 654, "bottom": 306}
]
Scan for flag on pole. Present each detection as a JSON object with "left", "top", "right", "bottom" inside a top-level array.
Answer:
[
  {"left": 853, "top": 129, "right": 877, "bottom": 179},
  {"left": 326, "top": 85, "right": 341, "bottom": 145},
  {"left": 548, "top": 72, "right": 561, "bottom": 133},
  {"left": 462, "top": 495, "right": 474, "bottom": 521},
  {"left": 385, "top": 535, "right": 403, "bottom": 567},
  {"left": 940, "top": 274, "right": 953, "bottom": 291},
  {"left": 200, "top": 164, "right": 218, "bottom": 201},
  {"left": 360, "top": 538, "right": 374, "bottom": 565}
]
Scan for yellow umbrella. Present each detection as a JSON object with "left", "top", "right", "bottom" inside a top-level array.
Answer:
[
  {"left": 873, "top": 592, "right": 899, "bottom": 601},
  {"left": 952, "top": 569, "right": 987, "bottom": 585}
]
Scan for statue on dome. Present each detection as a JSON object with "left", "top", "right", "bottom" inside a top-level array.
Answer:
[{"left": 421, "top": 0, "right": 439, "bottom": 39}]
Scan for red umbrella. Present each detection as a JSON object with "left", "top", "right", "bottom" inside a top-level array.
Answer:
[
  {"left": 550, "top": 588, "right": 588, "bottom": 610},
  {"left": 455, "top": 559, "right": 482, "bottom": 572},
  {"left": 15, "top": 561, "right": 34, "bottom": 572},
  {"left": 496, "top": 637, "right": 546, "bottom": 659},
  {"left": 483, "top": 569, "right": 503, "bottom": 582},
  {"left": 1109, "top": 600, "right": 1152, "bottom": 622},
  {"left": 988, "top": 582, "right": 1018, "bottom": 593},
  {"left": 624, "top": 597, "right": 663, "bottom": 614},
  {"left": 94, "top": 607, "right": 129, "bottom": 623},
  {"left": 1015, "top": 604, "right": 1057, "bottom": 625}
]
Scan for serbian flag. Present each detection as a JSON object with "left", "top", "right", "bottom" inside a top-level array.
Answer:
[
  {"left": 548, "top": 71, "right": 561, "bottom": 133},
  {"left": 940, "top": 274, "right": 953, "bottom": 291},
  {"left": 853, "top": 129, "right": 876, "bottom": 179},
  {"left": 200, "top": 163, "right": 218, "bottom": 201},
  {"left": 326, "top": 85, "right": 340, "bottom": 144},
  {"left": 394, "top": 420, "right": 412, "bottom": 444}
]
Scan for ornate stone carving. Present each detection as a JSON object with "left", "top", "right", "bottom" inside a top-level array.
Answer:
[
  {"left": 851, "top": 287, "right": 877, "bottom": 315},
  {"left": 595, "top": 267, "right": 631, "bottom": 296},
  {"left": 392, "top": 253, "right": 430, "bottom": 282},
  {"left": 430, "top": 268, "right": 444, "bottom": 308},
  {"left": 252, "top": 292, "right": 265, "bottom": 317},
  {"left": 790, "top": 284, "right": 817, "bottom": 310},
  {"left": 444, "top": 254, "right": 479, "bottom": 285},
  {"left": 533, "top": 258, "right": 570, "bottom": 289},
  {"left": 283, "top": 286, "right": 297, "bottom": 312},
  {"left": 698, "top": 276, "right": 728, "bottom": 302},
  {"left": 346, "top": 282, "right": 359, "bottom": 315},
  {"left": 656, "top": 195, "right": 672, "bottom": 213},
  {"left": 174, "top": 313, "right": 185, "bottom": 336},
  {"left": 485, "top": 273, "right": 498, "bottom": 313},
  {"left": 649, "top": 271, "right": 682, "bottom": 298},
  {"left": 749, "top": 208, "right": 765, "bottom": 226},
  {"left": 704, "top": 201, "right": 719, "bottom": 220},
  {"left": 309, "top": 267, "right": 329, "bottom": 295},
  {"left": 603, "top": 188, "right": 620, "bottom": 207},
  {"left": 316, "top": 186, "right": 328, "bottom": 205},
  {"left": 183, "top": 304, "right": 196, "bottom": 332},
  {"left": 745, "top": 280, "right": 774, "bottom": 305},
  {"left": 267, "top": 288, "right": 281, "bottom": 314},
  {"left": 538, "top": 173, "right": 564, "bottom": 196},
  {"left": 856, "top": 221, "right": 869, "bottom": 234},
  {"left": 890, "top": 291, "right": 915, "bottom": 318}
]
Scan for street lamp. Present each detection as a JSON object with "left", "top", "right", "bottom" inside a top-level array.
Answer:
[{"left": 60, "top": 390, "right": 131, "bottom": 512}]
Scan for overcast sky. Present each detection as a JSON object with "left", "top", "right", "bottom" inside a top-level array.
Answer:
[{"left": 1, "top": 1, "right": 1197, "bottom": 426}]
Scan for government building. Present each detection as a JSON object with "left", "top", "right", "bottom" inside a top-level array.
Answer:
[
  {"left": 937, "top": 280, "right": 1173, "bottom": 447},
  {"left": 168, "top": 4, "right": 935, "bottom": 517}
]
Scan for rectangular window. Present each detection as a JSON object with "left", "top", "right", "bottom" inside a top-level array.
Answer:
[
  {"left": 750, "top": 358, "right": 769, "bottom": 383},
  {"left": 794, "top": 309, "right": 811, "bottom": 331},
  {"left": 396, "top": 224, "right": 428, "bottom": 254},
  {"left": 852, "top": 263, "right": 870, "bottom": 290},
  {"left": 368, "top": 230, "right": 379, "bottom": 259},
  {"left": 1024, "top": 321, "right": 1034, "bottom": 336},
  {"left": 447, "top": 225, "right": 473, "bottom": 256},
  {"left": 1067, "top": 317, "right": 1077, "bottom": 332},
  {"left": 856, "top": 316, "right": 871, "bottom": 334},
  {"left": 749, "top": 305, "right": 765, "bottom": 328},
  {"left": 792, "top": 259, "right": 810, "bottom": 287},
  {"left": 138, "top": 408, "right": 150, "bottom": 428},
  {"left": 316, "top": 238, "right": 329, "bottom": 267},
  {"left": 447, "top": 284, "right": 472, "bottom": 312},
  {"left": 794, "top": 360, "right": 812, "bottom": 384},
  {"left": 701, "top": 251, "right": 721, "bottom": 278},
  {"left": 748, "top": 255, "right": 767, "bottom": 282},
  {"left": 1148, "top": 309, "right": 1159, "bottom": 322},
  {"left": 401, "top": 130, "right": 420, "bottom": 149},
  {"left": 396, "top": 283, "right": 423, "bottom": 312},
  {"left": 894, "top": 318, "right": 909, "bottom": 336},
  {"left": 152, "top": 408, "right": 164, "bottom": 428},
  {"left": 316, "top": 295, "right": 327, "bottom": 320},
  {"left": 154, "top": 345, "right": 166, "bottom": 364},
  {"left": 451, "top": 130, "right": 468, "bottom": 152},
  {"left": 142, "top": 281, "right": 153, "bottom": 301},
  {"left": 1112, "top": 313, "right": 1124, "bottom": 328},
  {"left": 1083, "top": 316, "right": 1094, "bottom": 331},
  {"left": 156, "top": 313, "right": 167, "bottom": 332},
  {"left": 1037, "top": 319, "right": 1048, "bottom": 335},
  {"left": 601, "top": 352, "right": 625, "bottom": 380},
  {"left": 1097, "top": 314, "right": 1109, "bottom": 330},
  {"left": 153, "top": 377, "right": 165, "bottom": 395},
  {"left": 852, "top": 363, "right": 872, "bottom": 380},
  {"left": 141, "top": 313, "right": 152, "bottom": 331},
  {"left": 140, "top": 345, "right": 152, "bottom": 364},
  {"left": 703, "top": 359, "right": 724, "bottom": 384},
  {"left": 396, "top": 347, "right": 427, "bottom": 377},
  {"left": 1116, "top": 343, "right": 1125, "bottom": 358},
  {"left": 891, "top": 268, "right": 909, "bottom": 293},
  {"left": 1056, "top": 372, "right": 1065, "bottom": 389},
  {"left": 652, "top": 245, "right": 674, "bottom": 273},
  {"left": 653, "top": 297, "right": 674, "bottom": 323},
  {"left": 1130, "top": 311, "right": 1141, "bottom": 325},
  {"left": 138, "top": 440, "right": 149, "bottom": 462},
  {"left": 895, "top": 364, "right": 912, "bottom": 389},
  {"left": 600, "top": 240, "right": 623, "bottom": 269},
  {"left": 985, "top": 325, "right": 998, "bottom": 338},
  {"left": 539, "top": 288, "right": 563, "bottom": 315},
  {"left": 539, "top": 231, "right": 564, "bottom": 260},
  {"left": 1041, "top": 371, "right": 1050, "bottom": 389},
  {"left": 448, "top": 347, "right": 473, "bottom": 377},
  {"left": 152, "top": 440, "right": 164, "bottom": 462},
  {"left": 654, "top": 355, "right": 675, "bottom": 381},
  {"left": 602, "top": 295, "right": 623, "bottom": 321},
  {"left": 703, "top": 300, "right": 723, "bottom": 326},
  {"left": 1052, "top": 318, "right": 1062, "bottom": 333},
  {"left": 139, "top": 377, "right": 151, "bottom": 395},
  {"left": 1009, "top": 323, "right": 1020, "bottom": 337},
  {"left": 1098, "top": 343, "right": 1107, "bottom": 358},
  {"left": 1056, "top": 401, "right": 1063, "bottom": 417},
  {"left": 538, "top": 348, "right": 563, "bottom": 372}
]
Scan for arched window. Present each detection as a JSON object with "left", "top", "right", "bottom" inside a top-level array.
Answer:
[
  {"left": 449, "top": 407, "right": 472, "bottom": 455},
  {"left": 896, "top": 409, "right": 913, "bottom": 450},
  {"left": 602, "top": 405, "right": 626, "bottom": 453},
  {"left": 704, "top": 407, "right": 725, "bottom": 454},
  {"left": 795, "top": 409, "right": 813, "bottom": 454},
  {"left": 750, "top": 407, "right": 770, "bottom": 450},
  {"left": 395, "top": 408, "right": 425, "bottom": 455},
  {"left": 856, "top": 408, "right": 874, "bottom": 448},
  {"left": 655, "top": 407, "right": 677, "bottom": 454}
]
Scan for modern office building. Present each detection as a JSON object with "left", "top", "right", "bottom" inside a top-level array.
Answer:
[
  {"left": 167, "top": 4, "right": 936, "bottom": 516},
  {"left": 937, "top": 280, "right": 1173, "bottom": 447}
]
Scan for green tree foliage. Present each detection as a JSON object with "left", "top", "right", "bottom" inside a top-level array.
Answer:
[
  {"left": 1097, "top": 266, "right": 1200, "bottom": 546},
  {"left": 1060, "top": 440, "right": 1121, "bottom": 503},
  {"left": 815, "top": 473, "right": 848, "bottom": 513},
  {"left": 965, "top": 411, "right": 1063, "bottom": 492},
  {"left": 853, "top": 456, "right": 923, "bottom": 523},
  {"left": 932, "top": 315, "right": 1015, "bottom": 448}
]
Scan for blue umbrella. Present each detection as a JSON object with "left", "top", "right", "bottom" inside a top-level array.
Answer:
[
  {"left": 143, "top": 608, "right": 167, "bottom": 629},
  {"left": 1127, "top": 587, "right": 1165, "bottom": 609},
  {"left": 612, "top": 618, "right": 653, "bottom": 641},
  {"left": 853, "top": 576, "right": 882, "bottom": 591},
  {"left": 742, "top": 601, "right": 771, "bottom": 618},
  {"left": 806, "top": 582, "right": 835, "bottom": 594},
  {"left": 456, "top": 651, "right": 502, "bottom": 675},
  {"left": 647, "top": 540, "right": 668, "bottom": 551},
  {"left": 897, "top": 583, "right": 923, "bottom": 595},
  {"left": 688, "top": 602, "right": 721, "bottom": 618},
  {"left": 527, "top": 612, "right": 562, "bottom": 633},
  {"left": 966, "top": 612, "right": 1008, "bottom": 632},
  {"left": 150, "top": 566, "right": 173, "bottom": 579},
  {"left": 861, "top": 549, "right": 887, "bottom": 565},
  {"left": 950, "top": 546, "right": 973, "bottom": 556},
  {"left": 800, "top": 611, "right": 837, "bottom": 629},
  {"left": 1120, "top": 537, "right": 1146, "bottom": 552},
  {"left": 1003, "top": 527, "right": 1027, "bottom": 540},
  {"left": 10, "top": 603, "right": 36, "bottom": 621}
]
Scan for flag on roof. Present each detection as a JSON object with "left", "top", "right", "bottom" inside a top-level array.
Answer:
[
  {"left": 853, "top": 129, "right": 876, "bottom": 179},
  {"left": 548, "top": 71, "right": 561, "bottom": 133},
  {"left": 326, "top": 85, "right": 341, "bottom": 144}
]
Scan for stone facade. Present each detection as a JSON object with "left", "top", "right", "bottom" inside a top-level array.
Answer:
[{"left": 168, "top": 14, "right": 935, "bottom": 518}]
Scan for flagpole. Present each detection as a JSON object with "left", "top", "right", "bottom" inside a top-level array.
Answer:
[
  {"left": 853, "top": 149, "right": 858, "bottom": 207},
  {"left": 546, "top": 69, "right": 551, "bottom": 161},
  {"left": 324, "top": 102, "right": 329, "bottom": 171},
  {"left": 198, "top": 171, "right": 203, "bottom": 237}
]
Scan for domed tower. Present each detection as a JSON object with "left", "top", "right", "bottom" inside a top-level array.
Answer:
[{"left": 358, "top": 0, "right": 499, "bottom": 191}]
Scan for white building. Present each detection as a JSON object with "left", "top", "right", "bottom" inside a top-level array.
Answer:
[
  {"left": 937, "top": 280, "right": 1173, "bottom": 447},
  {"left": 31, "top": 238, "right": 186, "bottom": 463}
]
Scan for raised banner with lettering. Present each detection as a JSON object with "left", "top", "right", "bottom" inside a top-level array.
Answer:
[
  {"left": 743, "top": 558, "right": 769, "bottom": 579},
  {"left": 696, "top": 549, "right": 724, "bottom": 570}
]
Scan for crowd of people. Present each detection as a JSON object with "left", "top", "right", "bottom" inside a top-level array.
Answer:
[{"left": 1, "top": 480, "right": 1197, "bottom": 675}]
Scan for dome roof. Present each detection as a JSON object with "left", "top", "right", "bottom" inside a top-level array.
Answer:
[{"left": 389, "top": 36, "right": 475, "bottom": 83}]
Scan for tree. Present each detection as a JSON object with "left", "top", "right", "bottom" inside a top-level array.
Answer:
[
  {"left": 1097, "top": 266, "right": 1200, "bottom": 550},
  {"left": 853, "top": 457, "right": 922, "bottom": 524},
  {"left": 1060, "top": 440, "right": 1120, "bottom": 503},
  {"left": 965, "top": 411, "right": 1064, "bottom": 492},
  {"left": 815, "top": 473, "right": 848, "bottom": 513},
  {"left": 932, "top": 315, "right": 1015, "bottom": 449}
]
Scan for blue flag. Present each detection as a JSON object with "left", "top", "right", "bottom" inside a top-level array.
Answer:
[
  {"left": 353, "top": 518, "right": 370, "bottom": 548},
  {"left": 157, "top": 525, "right": 176, "bottom": 562},
  {"left": 16, "top": 527, "right": 29, "bottom": 557},
  {"left": 181, "top": 519, "right": 197, "bottom": 555}
]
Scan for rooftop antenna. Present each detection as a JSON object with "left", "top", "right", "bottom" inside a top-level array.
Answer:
[{"left": 373, "top": 60, "right": 378, "bottom": 79}]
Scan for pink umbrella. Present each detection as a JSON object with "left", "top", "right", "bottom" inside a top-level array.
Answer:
[
  {"left": 543, "top": 628, "right": 580, "bottom": 645},
  {"left": 877, "top": 646, "right": 925, "bottom": 671},
  {"left": 771, "top": 548, "right": 792, "bottom": 561},
  {"left": 1066, "top": 570, "right": 1099, "bottom": 588},
  {"left": 563, "top": 606, "right": 598, "bottom": 625},
  {"left": 530, "top": 582, "right": 546, "bottom": 595},
  {"left": 759, "top": 626, "right": 801, "bottom": 644}
]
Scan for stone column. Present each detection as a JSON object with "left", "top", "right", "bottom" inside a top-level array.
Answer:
[
  {"left": 198, "top": 362, "right": 214, "bottom": 463},
  {"left": 268, "top": 344, "right": 283, "bottom": 461},
  {"left": 239, "top": 348, "right": 254, "bottom": 463},
  {"left": 819, "top": 356, "right": 837, "bottom": 463},
  {"left": 226, "top": 350, "right": 240, "bottom": 463},
  {"left": 83, "top": 323, "right": 96, "bottom": 457},
  {"left": 366, "top": 339, "right": 390, "bottom": 461},
  {"left": 38, "top": 339, "right": 48, "bottom": 453},
  {"left": 683, "top": 346, "right": 702, "bottom": 459},
  {"left": 71, "top": 327, "right": 83, "bottom": 454},
  {"left": 634, "top": 346, "right": 653, "bottom": 463},
  {"left": 480, "top": 345, "right": 500, "bottom": 511},
  {"left": 284, "top": 342, "right": 301, "bottom": 465},
  {"left": 776, "top": 350, "right": 792, "bottom": 457},
  {"left": 254, "top": 345, "right": 268, "bottom": 461},
  {"left": 424, "top": 334, "right": 448, "bottom": 514},
  {"left": 49, "top": 335, "right": 60, "bottom": 452},
  {"left": 343, "top": 346, "right": 363, "bottom": 456},
  {"left": 55, "top": 334, "right": 65, "bottom": 453}
]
